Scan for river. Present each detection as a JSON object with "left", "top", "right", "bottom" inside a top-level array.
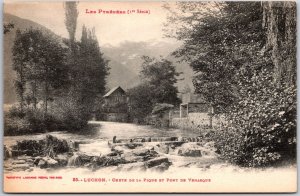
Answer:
[{"left": 3, "top": 121, "right": 296, "bottom": 193}]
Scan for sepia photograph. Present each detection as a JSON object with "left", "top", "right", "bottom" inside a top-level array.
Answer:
[{"left": 2, "top": 1, "right": 297, "bottom": 193}]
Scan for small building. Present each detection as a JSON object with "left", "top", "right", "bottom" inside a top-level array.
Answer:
[
  {"left": 179, "top": 93, "right": 214, "bottom": 127},
  {"left": 170, "top": 92, "right": 222, "bottom": 129},
  {"left": 101, "top": 86, "right": 128, "bottom": 122},
  {"left": 103, "top": 86, "right": 127, "bottom": 106}
]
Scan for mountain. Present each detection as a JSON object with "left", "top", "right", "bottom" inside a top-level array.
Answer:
[{"left": 101, "top": 40, "right": 195, "bottom": 92}]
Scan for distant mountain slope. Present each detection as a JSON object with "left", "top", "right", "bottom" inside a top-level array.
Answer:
[{"left": 104, "top": 58, "right": 139, "bottom": 90}]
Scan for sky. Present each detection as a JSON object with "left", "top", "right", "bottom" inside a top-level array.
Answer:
[{"left": 4, "top": 1, "right": 179, "bottom": 46}]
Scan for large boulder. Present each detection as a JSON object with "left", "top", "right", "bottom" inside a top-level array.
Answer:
[
  {"left": 12, "top": 160, "right": 26, "bottom": 165},
  {"left": 37, "top": 159, "right": 47, "bottom": 168},
  {"left": 55, "top": 154, "right": 69, "bottom": 166},
  {"left": 125, "top": 143, "right": 143, "bottom": 149},
  {"left": 177, "top": 143, "right": 203, "bottom": 157},
  {"left": 145, "top": 157, "right": 171, "bottom": 168},
  {"left": 149, "top": 162, "right": 171, "bottom": 172},
  {"left": 204, "top": 141, "right": 215, "bottom": 149},
  {"left": 121, "top": 153, "right": 144, "bottom": 163},
  {"left": 4, "top": 145, "right": 10, "bottom": 160},
  {"left": 37, "top": 157, "right": 58, "bottom": 168},
  {"left": 111, "top": 146, "right": 125, "bottom": 154},
  {"left": 101, "top": 156, "right": 126, "bottom": 167},
  {"left": 17, "top": 155, "right": 33, "bottom": 160},
  {"left": 132, "top": 149, "right": 150, "bottom": 156},
  {"left": 178, "top": 149, "right": 202, "bottom": 157},
  {"left": 12, "top": 163, "right": 30, "bottom": 170},
  {"left": 44, "top": 157, "right": 58, "bottom": 167},
  {"left": 67, "top": 154, "right": 84, "bottom": 167},
  {"left": 116, "top": 162, "right": 147, "bottom": 172},
  {"left": 154, "top": 144, "right": 169, "bottom": 154}
]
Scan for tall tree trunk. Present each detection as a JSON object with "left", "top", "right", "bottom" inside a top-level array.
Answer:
[
  {"left": 32, "top": 80, "right": 37, "bottom": 110},
  {"left": 262, "top": 1, "right": 296, "bottom": 85},
  {"left": 44, "top": 73, "right": 49, "bottom": 116},
  {"left": 19, "top": 64, "right": 24, "bottom": 113}
]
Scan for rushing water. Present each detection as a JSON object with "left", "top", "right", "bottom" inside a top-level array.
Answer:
[
  {"left": 4, "top": 121, "right": 203, "bottom": 154},
  {"left": 4, "top": 121, "right": 203, "bottom": 146}
]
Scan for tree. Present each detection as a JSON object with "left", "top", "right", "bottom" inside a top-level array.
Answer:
[
  {"left": 140, "top": 56, "right": 181, "bottom": 106},
  {"left": 12, "top": 28, "right": 67, "bottom": 114},
  {"left": 64, "top": 1, "right": 78, "bottom": 50},
  {"left": 79, "top": 26, "right": 109, "bottom": 97},
  {"left": 262, "top": 2, "right": 296, "bottom": 85},
  {"left": 61, "top": 3, "right": 109, "bottom": 129},
  {"left": 75, "top": 26, "right": 109, "bottom": 117},
  {"left": 12, "top": 29, "right": 26, "bottom": 112},
  {"left": 4, "top": 23, "right": 14, "bottom": 34},
  {"left": 127, "top": 83, "right": 153, "bottom": 122},
  {"left": 128, "top": 56, "right": 180, "bottom": 122},
  {"left": 165, "top": 2, "right": 267, "bottom": 112}
]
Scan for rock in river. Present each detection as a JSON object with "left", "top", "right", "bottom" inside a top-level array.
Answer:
[
  {"left": 116, "top": 162, "right": 147, "bottom": 172},
  {"left": 132, "top": 148, "right": 150, "bottom": 156},
  {"left": 178, "top": 148, "right": 202, "bottom": 157},
  {"left": 145, "top": 157, "right": 171, "bottom": 168}
]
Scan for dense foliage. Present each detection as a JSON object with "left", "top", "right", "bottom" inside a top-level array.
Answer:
[
  {"left": 165, "top": 2, "right": 296, "bottom": 166},
  {"left": 128, "top": 56, "right": 180, "bottom": 123}
]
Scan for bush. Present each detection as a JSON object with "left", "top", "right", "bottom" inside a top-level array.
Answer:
[
  {"left": 7, "top": 106, "right": 25, "bottom": 118},
  {"left": 4, "top": 115, "right": 31, "bottom": 135},
  {"left": 48, "top": 96, "right": 89, "bottom": 131},
  {"left": 214, "top": 69, "right": 296, "bottom": 167},
  {"left": 4, "top": 105, "right": 70, "bottom": 135},
  {"left": 12, "top": 134, "right": 69, "bottom": 157}
]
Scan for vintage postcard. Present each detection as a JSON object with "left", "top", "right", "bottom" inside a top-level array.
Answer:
[{"left": 2, "top": 0, "right": 297, "bottom": 193}]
